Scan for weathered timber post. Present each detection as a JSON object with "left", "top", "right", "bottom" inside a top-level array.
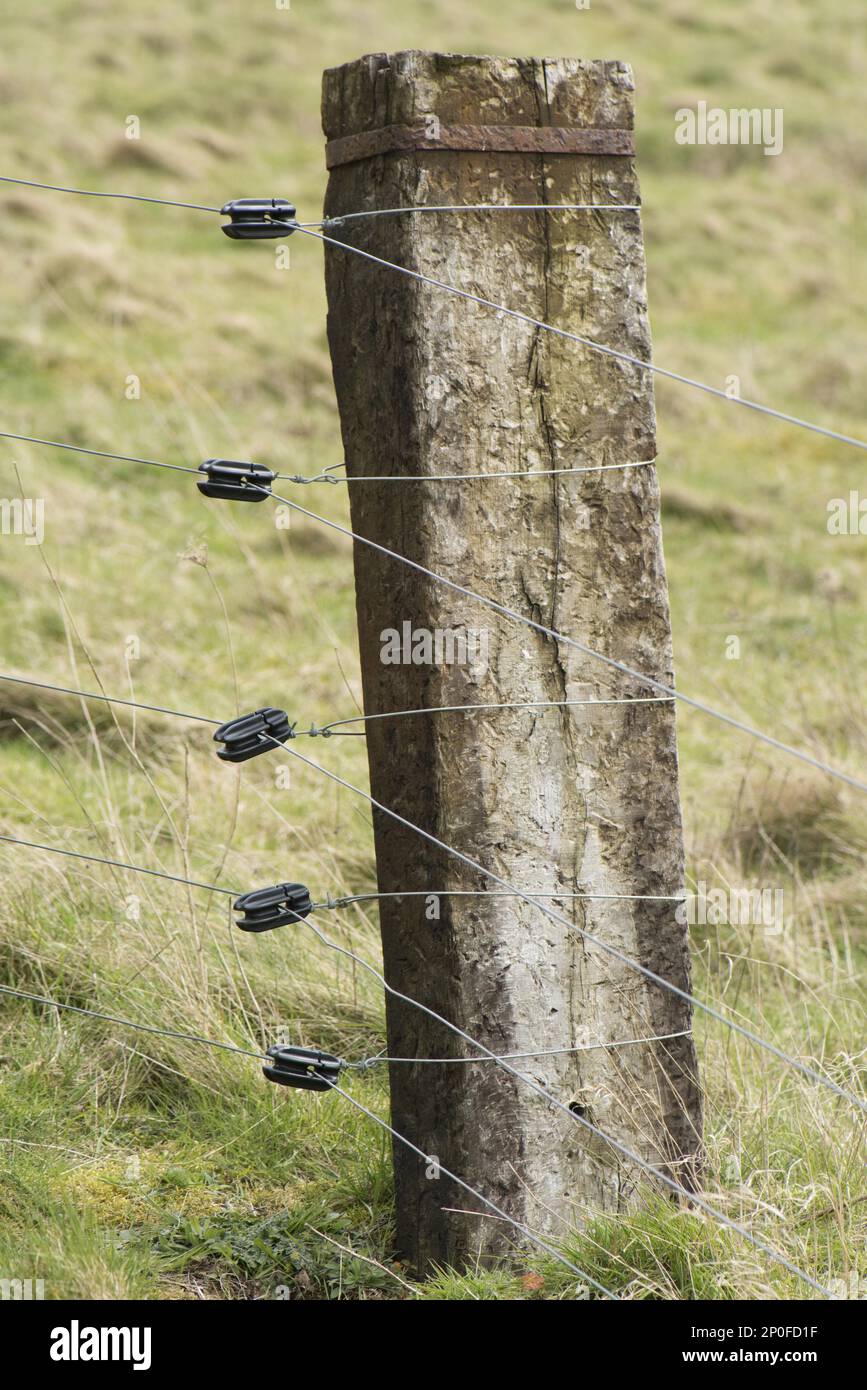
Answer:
[{"left": 321, "top": 51, "right": 701, "bottom": 1275}]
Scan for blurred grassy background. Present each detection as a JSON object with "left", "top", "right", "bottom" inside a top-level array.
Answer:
[{"left": 0, "top": 0, "right": 864, "bottom": 1299}]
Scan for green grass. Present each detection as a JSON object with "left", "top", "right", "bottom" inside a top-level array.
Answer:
[{"left": 0, "top": 0, "right": 865, "bottom": 1299}]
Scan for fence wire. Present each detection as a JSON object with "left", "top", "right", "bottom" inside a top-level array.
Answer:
[
  {"left": 0, "top": 979, "right": 619, "bottom": 1297},
  {"left": 0, "top": 164, "right": 861, "bottom": 1300}
]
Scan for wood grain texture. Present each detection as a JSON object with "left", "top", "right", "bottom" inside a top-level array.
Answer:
[{"left": 322, "top": 50, "right": 701, "bottom": 1275}]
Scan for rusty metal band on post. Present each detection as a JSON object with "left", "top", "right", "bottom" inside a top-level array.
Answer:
[{"left": 325, "top": 122, "right": 635, "bottom": 169}]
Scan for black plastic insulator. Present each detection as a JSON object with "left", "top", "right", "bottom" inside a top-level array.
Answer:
[
  {"left": 262, "top": 1044, "right": 341, "bottom": 1092},
  {"left": 221, "top": 198, "right": 296, "bottom": 240},
  {"left": 197, "top": 459, "right": 276, "bottom": 502},
  {"left": 214, "top": 708, "right": 295, "bottom": 763},
  {"left": 233, "top": 883, "right": 314, "bottom": 933}
]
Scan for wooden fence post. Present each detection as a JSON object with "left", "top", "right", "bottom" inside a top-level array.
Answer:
[{"left": 321, "top": 51, "right": 701, "bottom": 1275}]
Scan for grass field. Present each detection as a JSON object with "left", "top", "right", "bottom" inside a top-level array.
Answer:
[{"left": 0, "top": 0, "right": 864, "bottom": 1299}]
